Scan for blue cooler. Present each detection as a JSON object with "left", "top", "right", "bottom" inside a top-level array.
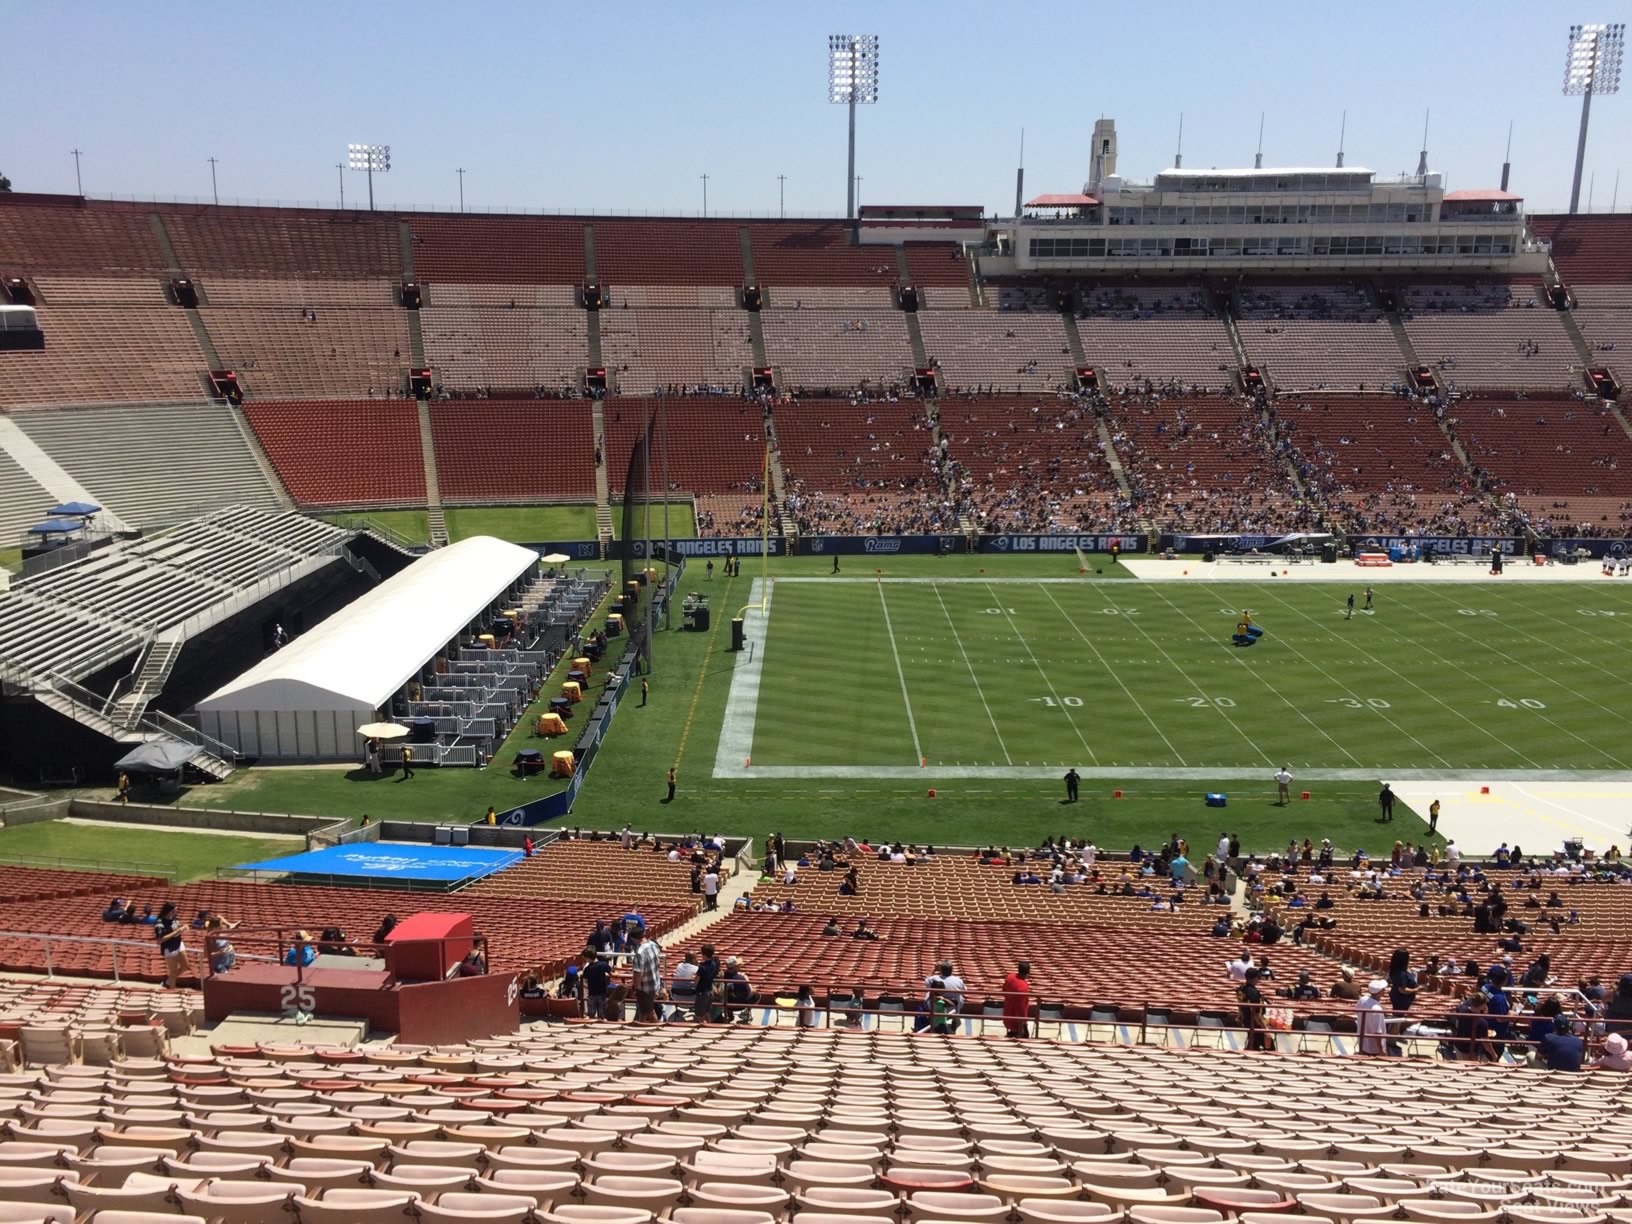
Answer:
[{"left": 1205, "top": 793, "right": 1228, "bottom": 808}]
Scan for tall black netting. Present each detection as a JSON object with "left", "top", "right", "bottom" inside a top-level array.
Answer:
[{"left": 621, "top": 410, "right": 656, "bottom": 669}]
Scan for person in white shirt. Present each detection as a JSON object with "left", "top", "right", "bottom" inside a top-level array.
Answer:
[
  {"left": 1082, "top": 842, "right": 1097, "bottom": 869},
  {"left": 1446, "top": 840, "right": 1461, "bottom": 867},
  {"left": 667, "top": 848, "right": 681, "bottom": 862},
  {"left": 1356, "top": 979, "right": 1390, "bottom": 1055},
  {"left": 1274, "top": 766, "right": 1293, "bottom": 806},
  {"left": 1217, "top": 833, "right": 1231, "bottom": 864},
  {"left": 927, "top": 960, "right": 966, "bottom": 1012},
  {"left": 782, "top": 863, "right": 798, "bottom": 886},
  {"left": 1226, "top": 952, "right": 1254, "bottom": 982},
  {"left": 702, "top": 868, "right": 720, "bottom": 910}
]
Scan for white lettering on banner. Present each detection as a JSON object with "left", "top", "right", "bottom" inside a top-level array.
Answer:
[{"left": 864, "top": 538, "right": 903, "bottom": 553}]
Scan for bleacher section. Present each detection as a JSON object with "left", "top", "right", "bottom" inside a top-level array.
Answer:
[
  {"left": 777, "top": 399, "right": 948, "bottom": 535},
  {"left": 0, "top": 201, "right": 167, "bottom": 274},
  {"left": 0, "top": 867, "right": 693, "bottom": 981},
  {"left": 761, "top": 309, "right": 914, "bottom": 390},
  {"left": 165, "top": 209, "right": 400, "bottom": 279},
  {"left": 0, "top": 506, "right": 352, "bottom": 682},
  {"left": 1271, "top": 395, "right": 1470, "bottom": 495},
  {"left": 903, "top": 240, "right": 974, "bottom": 290},
  {"left": 1453, "top": 396, "right": 1632, "bottom": 499},
  {"left": 428, "top": 400, "right": 597, "bottom": 502},
  {"left": 464, "top": 839, "right": 704, "bottom": 906},
  {"left": 921, "top": 311, "right": 1073, "bottom": 394},
  {"left": 419, "top": 305, "right": 588, "bottom": 393},
  {"left": 203, "top": 306, "right": 411, "bottom": 399},
  {"left": 603, "top": 398, "right": 766, "bottom": 496},
  {"left": 0, "top": 304, "right": 209, "bottom": 407},
  {"left": 1075, "top": 288, "right": 1236, "bottom": 389},
  {"left": 747, "top": 222, "right": 900, "bottom": 290},
  {"left": 243, "top": 400, "right": 425, "bottom": 506},
  {"left": 595, "top": 219, "right": 743, "bottom": 286},
  {"left": 939, "top": 396, "right": 1122, "bottom": 532},
  {"left": 200, "top": 276, "right": 397, "bottom": 307},
  {"left": 1530, "top": 213, "right": 1632, "bottom": 285},
  {"left": 601, "top": 307, "right": 754, "bottom": 394},
  {"left": 408, "top": 215, "right": 584, "bottom": 284},
  {"left": 1235, "top": 284, "right": 1404, "bottom": 391},
  {"left": 0, "top": 446, "right": 57, "bottom": 550},
  {"left": 1400, "top": 282, "right": 1576, "bottom": 391},
  {"left": 1108, "top": 394, "right": 1300, "bottom": 532},
  {"left": 9, "top": 402, "right": 284, "bottom": 529}
]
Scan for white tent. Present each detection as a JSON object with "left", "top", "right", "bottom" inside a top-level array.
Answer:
[{"left": 196, "top": 536, "right": 537, "bottom": 760}]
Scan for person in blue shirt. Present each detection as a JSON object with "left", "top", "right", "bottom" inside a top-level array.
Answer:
[
  {"left": 1485, "top": 968, "right": 1513, "bottom": 1057},
  {"left": 1538, "top": 1014, "right": 1585, "bottom": 1071},
  {"left": 283, "top": 931, "right": 317, "bottom": 968},
  {"left": 1169, "top": 855, "right": 1189, "bottom": 884},
  {"left": 102, "top": 898, "right": 126, "bottom": 922}
]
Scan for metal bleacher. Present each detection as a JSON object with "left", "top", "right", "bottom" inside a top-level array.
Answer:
[{"left": 0, "top": 506, "right": 356, "bottom": 687}]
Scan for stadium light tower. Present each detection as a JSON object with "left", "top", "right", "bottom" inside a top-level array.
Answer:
[
  {"left": 829, "top": 34, "right": 879, "bottom": 230},
  {"left": 347, "top": 143, "right": 391, "bottom": 211},
  {"left": 1564, "top": 23, "right": 1624, "bottom": 213}
]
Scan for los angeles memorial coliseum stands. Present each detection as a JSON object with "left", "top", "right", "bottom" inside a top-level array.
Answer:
[{"left": 3, "top": 158, "right": 1632, "bottom": 1223}]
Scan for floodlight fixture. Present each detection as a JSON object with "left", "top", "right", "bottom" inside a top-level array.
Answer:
[
  {"left": 828, "top": 35, "right": 879, "bottom": 227},
  {"left": 346, "top": 143, "right": 392, "bottom": 210},
  {"left": 1563, "top": 24, "right": 1624, "bottom": 212}
]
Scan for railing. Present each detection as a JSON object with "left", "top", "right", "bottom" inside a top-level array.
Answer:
[
  {"left": 0, "top": 929, "right": 172, "bottom": 982},
  {"left": 0, "top": 851, "right": 176, "bottom": 879},
  {"left": 139, "top": 706, "right": 240, "bottom": 763},
  {"left": 84, "top": 191, "right": 854, "bottom": 220}
]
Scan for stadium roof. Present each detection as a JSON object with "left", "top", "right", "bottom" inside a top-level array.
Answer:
[
  {"left": 1154, "top": 166, "right": 1375, "bottom": 177},
  {"left": 197, "top": 536, "right": 537, "bottom": 715},
  {"left": 1443, "top": 189, "right": 1523, "bottom": 201},
  {"left": 1026, "top": 193, "right": 1099, "bottom": 208}
]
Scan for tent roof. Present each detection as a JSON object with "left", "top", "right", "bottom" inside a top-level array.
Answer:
[
  {"left": 115, "top": 740, "right": 197, "bottom": 772},
  {"left": 1025, "top": 193, "right": 1098, "bottom": 208},
  {"left": 27, "top": 518, "right": 83, "bottom": 535},
  {"left": 197, "top": 536, "right": 538, "bottom": 714},
  {"left": 1443, "top": 189, "right": 1523, "bottom": 202},
  {"left": 48, "top": 501, "right": 102, "bottom": 516}
]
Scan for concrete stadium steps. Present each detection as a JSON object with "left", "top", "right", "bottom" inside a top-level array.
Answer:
[
  {"left": 0, "top": 303, "right": 213, "bottom": 408},
  {"left": 9, "top": 401, "right": 285, "bottom": 529},
  {"left": 0, "top": 443, "right": 58, "bottom": 550}
]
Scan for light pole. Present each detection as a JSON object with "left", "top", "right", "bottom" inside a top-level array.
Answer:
[
  {"left": 207, "top": 156, "right": 219, "bottom": 206},
  {"left": 700, "top": 173, "right": 709, "bottom": 217},
  {"left": 335, "top": 163, "right": 345, "bottom": 209},
  {"left": 777, "top": 174, "right": 786, "bottom": 218},
  {"left": 347, "top": 143, "right": 391, "bottom": 211},
  {"left": 70, "top": 148, "right": 83, "bottom": 196},
  {"left": 828, "top": 35, "right": 879, "bottom": 233},
  {"left": 456, "top": 167, "right": 465, "bottom": 212},
  {"left": 1564, "top": 23, "right": 1625, "bottom": 213}
]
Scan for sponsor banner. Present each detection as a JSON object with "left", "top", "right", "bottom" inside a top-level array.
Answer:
[
  {"left": 625, "top": 537, "right": 785, "bottom": 559},
  {"left": 1544, "top": 538, "right": 1632, "bottom": 560},
  {"left": 798, "top": 535, "right": 960, "bottom": 556},
  {"left": 525, "top": 540, "right": 602, "bottom": 561},
  {"left": 981, "top": 534, "right": 1146, "bottom": 554},
  {"left": 1351, "top": 536, "right": 1523, "bottom": 557}
]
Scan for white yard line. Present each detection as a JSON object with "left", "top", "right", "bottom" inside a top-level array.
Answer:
[
  {"left": 876, "top": 581, "right": 924, "bottom": 765},
  {"left": 1113, "top": 587, "right": 1275, "bottom": 767},
  {"left": 984, "top": 583, "right": 1097, "bottom": 765},
  {"left": 1038, "top": 584, "right": 1187, "bottom": 766},
  {"left": 58, "top": 818, "right": 299, "bottom": 841},
  {"left": 1251, "top": 586, "right": 1550, "bottom": 771},
  {"left": 712, "top": 578, "right": 770, "bottom": 775},
  {"left": 933, "top": 585, "right": 1013, "bottom": 765}
]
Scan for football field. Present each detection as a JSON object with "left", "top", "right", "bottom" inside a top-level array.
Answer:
[{"left": 724, "top": 576, "right": 1632, "bottom": 777}]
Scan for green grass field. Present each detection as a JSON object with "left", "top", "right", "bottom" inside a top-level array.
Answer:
[
  {"left": 745, "top": 577, "right": 1632, "bottom": 772},
  {"left": 110, "top": 552, "right": 1632, "bottom": 855},
  {"left": 446, "top": 505, "right": 596, "bottom": 542},
  {"left": 0, "top": 822, "right": 301, "bottom": 882},
  {"left": 318, "top": 509, "right": 430, "bottom": 544}
]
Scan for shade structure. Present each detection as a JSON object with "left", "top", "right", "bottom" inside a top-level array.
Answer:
[
  {"left": 47, "top": 501, "right": 102, "bottom": 517},
  {"left": 541, "top": 553, "right": 572, "bottom": 564},
  {"left": 114, "top": 740, "right": 197, "bottom": 773},
  {"left": 195, "top": 536, "right": 538, "bottom": 760},
  {"left": 357, "top": 722, "right": 409, "bottom": 739}
]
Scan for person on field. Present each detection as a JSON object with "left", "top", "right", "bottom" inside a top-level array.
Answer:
[
  {"left": 1346, "top": 593, "right": 1355, "bottom": 620},
  {"left": 1275, "top": 765, "right": 1293, "bottom": 806},
  {"left": 1063, "top": 768, "right": 1081, "bottom": 803}
]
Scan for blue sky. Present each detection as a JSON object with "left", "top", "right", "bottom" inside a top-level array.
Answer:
[{"left": 4, "top": 1, "right": 1630, "bottom": 216}]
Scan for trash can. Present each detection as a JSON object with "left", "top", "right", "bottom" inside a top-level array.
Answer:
[
  {"left": 450, "top": 826, "right": 470, "bottom": 846},
  {"left": 731, "top": 617, "right": 745, "bottom": 652},
  {"left": 1321, "top": 542, "right": 1338, "bottom": 564}
]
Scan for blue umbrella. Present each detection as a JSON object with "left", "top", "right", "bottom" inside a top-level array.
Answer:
[{"left": 47, "top": 501, "right": 101, "bottom": 517}]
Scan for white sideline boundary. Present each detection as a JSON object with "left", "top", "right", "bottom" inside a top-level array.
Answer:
[
  {"left": 876, "top": 581, "right": 924, "bottom": 764},
  {"left": 713, "top": 578, "right": 770, "bottom": 774},
  {"left": 715, "top": 765, "right": 1632, "bottom": 782}
]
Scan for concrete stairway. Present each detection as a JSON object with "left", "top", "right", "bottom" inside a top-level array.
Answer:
[
  {"left": 109, "top": 630, "right": 184, "bottom": 729},
  {"left": 591, "top": 399, "right": 613, "bottom": 550},
  {"left": 1095, "top": 418, "right": 1133, "bottom": 501},
  {"left": 414, "top": 400, "right": 449, "bottom": 547}
]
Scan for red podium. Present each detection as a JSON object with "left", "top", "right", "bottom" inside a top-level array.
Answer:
[{"left": 383, "top": 912, "right": 474, "bottom": 981}]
